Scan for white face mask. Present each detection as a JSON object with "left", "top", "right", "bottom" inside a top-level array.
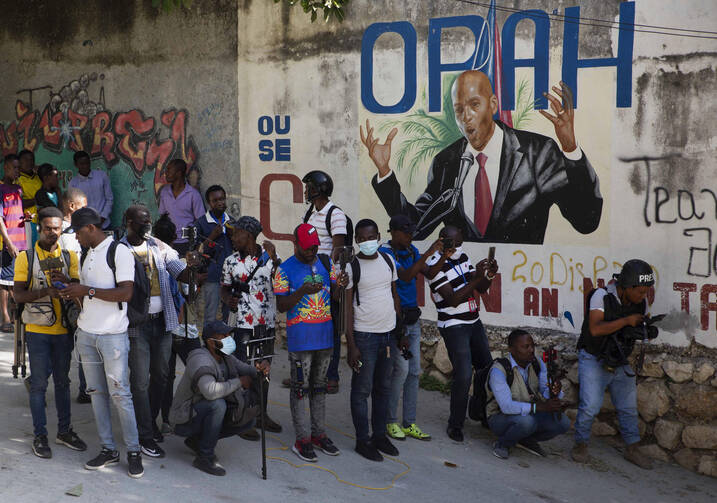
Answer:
[{"left": 450, "top": 246, "right": 463, "bottom": 259}]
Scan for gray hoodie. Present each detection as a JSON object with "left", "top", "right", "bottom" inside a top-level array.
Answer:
[{"left": 169, "top": 347, "right": 257, "bottom": 426}]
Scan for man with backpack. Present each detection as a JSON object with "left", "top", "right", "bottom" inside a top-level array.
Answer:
[
  {"left": 345, "top": 219, "right": 402, "bottom": 462},
  {"left": 302, "top": 170, "right": 349, "bottom": 394},
  {"left": 59, "top": 207, "right": 142, "bottom": 478},
  {"left": 13, "top": 206, "right": 87, "bottom": 459},
  {"left": 273, "top": 223, "right": 346, "bottom": 462},
  {"left": 484, "top": 329, "right": 569, "bottom": 460},
  {"left": 381, "top": 214, "right": 442, "bottom": 442},
  {"left": 427, "top": 225, "right": 497, "bottom": 442},
  {"left": 572, "top": 259, "right": 658, "bottom": 470},
  {"left": 120, "top": 205, "right": 197, "bottom": 458}
]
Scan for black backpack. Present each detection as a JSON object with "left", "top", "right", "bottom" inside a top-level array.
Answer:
[
  {"left": 81, "top": 240, "right": 150, "bottom": 328},
  {"left": 349, "top": 251, "right": 395, "bottom": 306},
  {"left": 468, "top": 357, "right": 541, "bottom": 427},
  {"left": 303, "top": 203, "right": 354, "bottom": 247}
]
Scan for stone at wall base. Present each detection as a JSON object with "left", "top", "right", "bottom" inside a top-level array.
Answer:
[
  {"left": 682, "top": 425, "right": 717, "bottom": 450},
  {"left": 662, "top": 361, "right": 694, "bottom": 383},
  {"left": 591, "top": 421, "right": 617, "bottom": 436},
  {"left": 428, "top": 369, "right": 449, "bottom": 385},
  {"left": 698, "top": 456, "right": 717, "bottom": 478},
  {"left": 432, "top": 339, "right": 452, "bottom": 375},
  {"left": 694, "top": 363, "right": 716, "bottom": 384},
  {"left": 674, "top": 448, "right": 700, "bottom": 472},
  {"left": 674, "top": 384, "right": 717, "bottom": 420},
  {"left": 636, "top": 380, "right": 671, "bottom": 422},
  {"left": 637, "top": 444, "right": 671, "bottom": 463},
  {"left": 654, "top": 419, "right": 684, "bottom": 451}
]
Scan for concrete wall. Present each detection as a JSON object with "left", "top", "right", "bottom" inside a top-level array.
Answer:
[
  {"left": 0, "top": 0, "right": 239, "bottom": 225},
  {"left": 238, "top": 0, "right": 717, "bottom": 349}
]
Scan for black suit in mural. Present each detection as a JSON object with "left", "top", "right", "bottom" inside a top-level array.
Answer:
[{"left": 371, "top": 121, "right": 603, "bottom": 244}]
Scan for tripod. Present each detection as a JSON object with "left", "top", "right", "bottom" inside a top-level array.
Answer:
[{"left": 244, "top": 324, "right": 276, "bottom": 480}]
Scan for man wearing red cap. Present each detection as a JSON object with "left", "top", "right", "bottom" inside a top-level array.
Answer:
[{"left": 273, "top": 223, "right": 347, "bottom": 462}]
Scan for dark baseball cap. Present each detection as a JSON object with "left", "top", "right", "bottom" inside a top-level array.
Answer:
[
  {"left": 388, "top": 214, "right": 416, "bottom": 234},
  {"left": 202, "top": 320, "right": 234, "bottom": 340},
  {"left": 68, "top": 207, "right": 103, "bottom": 232}
]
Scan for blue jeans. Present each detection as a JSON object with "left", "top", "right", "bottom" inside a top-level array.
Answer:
[
  {"left": 350, "top": 331, "right": 392, "bottom": 443},
  {"left": 203, "top": 282, "right": 220, "bottom": 323},
  {"left": 76, "top": 328, "right": 140, "bottom": 452},
  {"left": 387, "top": 321, "right": 421, "bottom": 426},
  {"left": 26, "top": 331, "right": 73, "bottom": 437},
  {"left": 488, "top": 412, "right": 570, "bottom": 448},
  {"left": 128, "top": 316, "right": 172, "bottom": 441},
  {"left": 574, "top": 349, "right": 640, "bottom": 445},
  {"left": 439, "top": 320, "right": 492, "bottom": 429},
  {"left": 174, "top": 398, "right": 254, "bottom": 458}
]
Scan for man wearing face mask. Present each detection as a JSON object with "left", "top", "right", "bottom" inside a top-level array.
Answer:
[
  {"left": 121, "top": 205, "right": 196, "bottom": 458},
  {"left": 170, "top": 320, "right": 264, "bottom": 476},
  {"left": 427, "top": 225, "right": 498, "bottom": 442},
  {"left": 345, "top": 219, "right": 402, "bottom": 462}
]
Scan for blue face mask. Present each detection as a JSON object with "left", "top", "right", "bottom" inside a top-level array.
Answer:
[
  {"left": 358, "top": 240, "right": 380, "bottom": 256},
  {"left": 218, "top": 336, "right": 236, "bottom": 355}
]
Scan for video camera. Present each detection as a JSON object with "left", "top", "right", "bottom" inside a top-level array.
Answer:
[{"left": 181, "top": 226, "right": 214, "bottom": 274}]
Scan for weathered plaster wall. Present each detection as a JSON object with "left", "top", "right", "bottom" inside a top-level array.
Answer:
[{"left": 0, "top": 0, "right": 239, "bottom": 225}]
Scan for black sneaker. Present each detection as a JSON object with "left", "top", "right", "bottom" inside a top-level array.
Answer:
[
  {"left": 373, "top": 436, "right": 399, "bottom": 456},
  {"left": 56, "top": 429, "right": 87, "bottom": 451},
  {"left": 355, "top": 440, "right": 383, "bottom": 462},
  {"left": 85, "top": 448, "right": 120, "bottom": 470},
  {"left": 76, "top": 392, "right": 91, "bottom": 404},
  {"left": 140, "top": 438, "right": 165, "bottom": 458},
  {"left": 446, "top": 426, "right": 464, "bottom": 442},
  {"left": 517, "top": 439, "right": 547, "bottom": 457},
  {"left": 32, "top": 435, "right": 52, "bottom": 458},
  {"left": 291, "top": 439, "right": 318, "bottom": 462},
  {"left": 239, "top": 428, "right": 260, "bottom": 441},
  {"left": 312, "top": 434, "right": 340, "bottom": 456},
  {"left": 193, "top": 455, "right": 226, "bottom": 476},
  {"left": 263, "top": 415, "right": 282, "bottom": 433},
  {"left": 152, "top": 423, "right": 164, "bottom": 443},
  {"left": 127, "top": 451, "right": 144, "bottom": 479}
]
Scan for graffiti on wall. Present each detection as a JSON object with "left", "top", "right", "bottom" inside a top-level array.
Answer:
[{"left": 0, "top": 72, "right": 201, "bottom": 196}]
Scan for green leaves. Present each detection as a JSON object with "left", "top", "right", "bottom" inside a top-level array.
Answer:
[
  {"left": 152, "top": 0, "right": 193, "bottom": 14},
  {"left": 274, "top": 0, "right": 350, "bottom": 23}
]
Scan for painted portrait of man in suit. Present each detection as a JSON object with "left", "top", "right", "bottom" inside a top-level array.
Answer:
[{"left": 360, "top": 70, "right": 602, "bottom": 244}]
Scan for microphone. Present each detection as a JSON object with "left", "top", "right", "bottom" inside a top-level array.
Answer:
[{"left": 455, "top": 151, "right": 475, "bottom": 190}]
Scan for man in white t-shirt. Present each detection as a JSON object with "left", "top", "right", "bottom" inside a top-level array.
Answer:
[
  {"left": 344, "top": 219, "right": 402, "bottom": 462},
  {"left": 121, "top": 205, "right": 195, "bottom": 459},
  {"left": 60, "top": 208, "right": 143, "bottom": 478},
  {"left": 301, "top": 170, "right": 348, "bottom": 393}
]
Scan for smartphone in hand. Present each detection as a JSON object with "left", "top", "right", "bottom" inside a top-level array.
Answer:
[{"left": 52, "top": 281, "right": 67, "bottom": 290}]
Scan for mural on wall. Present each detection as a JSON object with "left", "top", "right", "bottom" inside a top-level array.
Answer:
[
  {"left": 0, "top": 72, "right": 201, "bottom": 225},
  {"left": 250, "top": 0, "right": 716, "bottom": 346}
]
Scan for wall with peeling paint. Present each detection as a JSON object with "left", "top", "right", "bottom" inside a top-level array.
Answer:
[
  {"left": 0, "top": 0, "right": 240, "bottom": 226},
  {"left": 238, "top": 1, "right": 717, "bottom": 348}
]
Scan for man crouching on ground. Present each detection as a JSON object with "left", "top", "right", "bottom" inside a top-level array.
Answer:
[
  {"left": 170, "top": 320, "right": 267, "bottom": 476},
  {"left": 486, "top": 329, "right": 569, "bottom": 459}
]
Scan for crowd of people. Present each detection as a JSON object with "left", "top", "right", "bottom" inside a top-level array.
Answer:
[{"left": 1, "top": 151, "right": 660, "bottom": 479}]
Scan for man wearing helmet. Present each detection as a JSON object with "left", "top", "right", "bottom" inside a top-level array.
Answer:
[
  {"left": 301, "top": 171, "right": 349, "bottom": 394},
  {"left": 572, "top": 259, "right": 659, "bottom": 470}
]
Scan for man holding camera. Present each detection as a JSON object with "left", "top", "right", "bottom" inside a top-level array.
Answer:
[
  {"left": 158, "top": 159, "right": 205, "bottom": 257},
  {"left": 380, "top": 215, "right": 441, "bottom": 442},
  {"left": 220, "top": 215, "right": 282, "bottom": 437},
  {"left": 487, "top": 329, "right": 570, "bottom": 460},
  {"left": 121, "top": 205, "right": 197, "bottom": 458},
  {"left": 170, "top": 320, "right": 265, "bottom": 476},
  {"left": 273, "top": 223, "right": 346, "bottom": 462},
  {"left": 427, "top": 225, "right": 498, "bottom": 442},
  {"left": 13, "top": 206, "right": 86, "bottom": 459},
  {"left": 572, "top": 259, "right": 658, "bottom": 470}
]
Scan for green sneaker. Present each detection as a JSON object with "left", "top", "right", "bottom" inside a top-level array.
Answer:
[
  {"left": 403, "top": 423, "right": 431, "bottom": 441},
  {"left": 386, "top": 423, "right": 406, "bottom": 440}
]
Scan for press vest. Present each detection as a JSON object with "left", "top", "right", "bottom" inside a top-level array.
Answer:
[{"left": 485, "top": 359, "right": 542, "bottom": 419}]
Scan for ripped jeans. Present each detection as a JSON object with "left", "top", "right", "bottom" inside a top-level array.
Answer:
[{"left": 76, "top": 328, "right": 140, "bottom": 452}]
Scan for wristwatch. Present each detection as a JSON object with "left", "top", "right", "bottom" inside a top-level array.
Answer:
[{"left": 88, "top": 288, "right": 96, "bottom": 300}]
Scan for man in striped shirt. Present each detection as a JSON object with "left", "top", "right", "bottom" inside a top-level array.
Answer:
[{"left": 427, "top": 225, "right": 498, "bottom": 442}]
